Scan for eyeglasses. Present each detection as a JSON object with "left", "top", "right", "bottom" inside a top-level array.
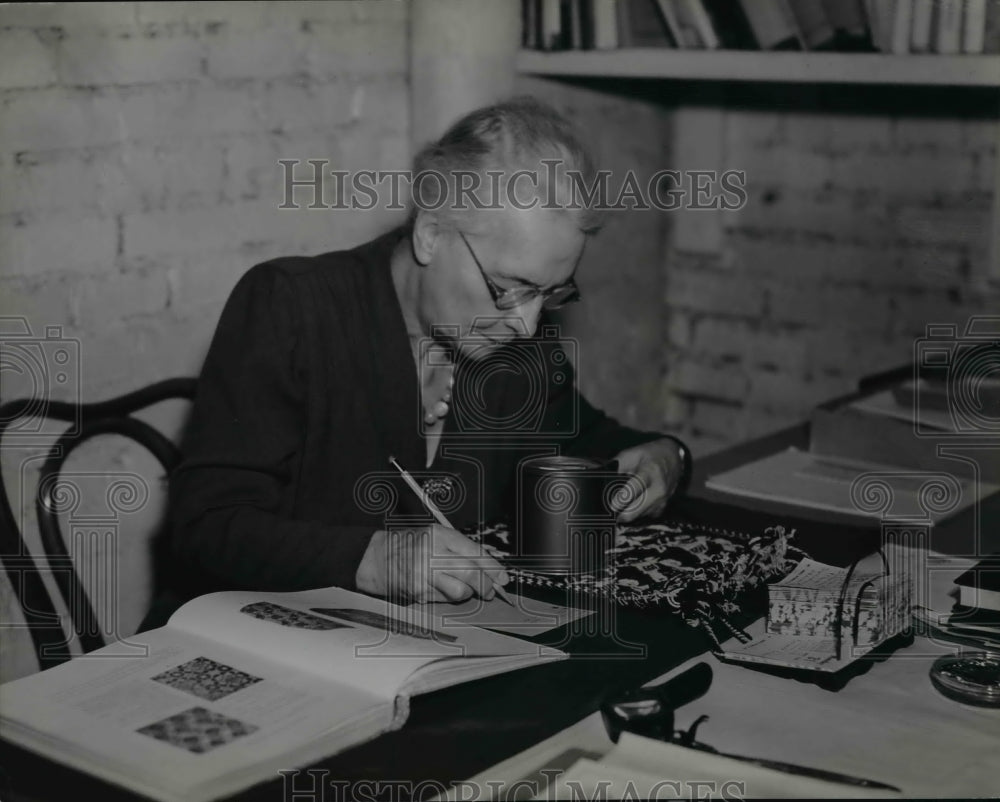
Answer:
[{"left": 457, "top": 230, "right": 582, "bottom": 311}]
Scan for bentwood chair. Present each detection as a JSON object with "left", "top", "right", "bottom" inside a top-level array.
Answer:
[{"left": 0, "top": 378, "right": 196, "bottom": 671}]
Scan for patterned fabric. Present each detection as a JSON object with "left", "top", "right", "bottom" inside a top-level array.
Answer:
[{"left": 467, "top": 519, "right": 804, "bottom": 647}]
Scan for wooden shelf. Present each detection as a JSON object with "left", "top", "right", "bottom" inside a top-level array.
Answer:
[{"left": 517, "top": 49, "right": 1000, "bottom": 87}]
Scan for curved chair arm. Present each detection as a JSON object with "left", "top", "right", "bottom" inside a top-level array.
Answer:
[{"left": 0, "top": 378, "right": 196, "bottom": 669}]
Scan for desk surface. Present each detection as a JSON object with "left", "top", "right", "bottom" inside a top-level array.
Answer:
[
  {"left": 449, "top": 554, "right": 1000, "bottom": 800},
  {"left": 3, "top": 410, "right": 999, "bottom": 801}
]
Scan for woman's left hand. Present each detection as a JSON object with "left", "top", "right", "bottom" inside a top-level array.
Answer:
[{"left": 609, "top": 438, "right": 688, "bottom": 523}]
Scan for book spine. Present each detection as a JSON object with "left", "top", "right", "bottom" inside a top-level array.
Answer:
[
  {"left": 910, "top": 0, "right": 934, "bottom": 51},
  {"left": 890, "top": 0, "right": 914, "bottom": 52},
  {"left": 542, "top": 0, "right": 563, "bottom": 49},
  {"left": 679, "top": 0, "right": 721, "bottom": 48},
  {"left": 737, "top": 0, "right": 801, "bottom": 48},
  {"left": 655, "top": 0, "right": 692, "bottom": 47},
  {"left": 616, "top": 0, "right": 634, "bottom": 46},
  {"left": 788, "top": 0, "right": 836, "bottom": 48},
  {"left": 963, "top": 0, "right": 988, "bottom": 51},
  {"left": 986, "top": 0, "right": 1000, "bottom": 51},
  {"left": 822, "top": 0, "right": 869, "bottom": 35},
  {"left": 592, "top": 0, "right": 620, "bottom": 47},
  {"left": 934, "top": 0, "right": 965, "bottom": 53}
]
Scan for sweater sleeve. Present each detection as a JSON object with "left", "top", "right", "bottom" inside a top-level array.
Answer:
[
  {"left": 528, "top": 335, "right": 667, "bottom": 459},
  {"left": 169, "top": 264, "right": 376, "bottom": 593}
]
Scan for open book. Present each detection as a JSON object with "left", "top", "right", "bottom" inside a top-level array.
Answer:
[{"left": 0, "top": 586, "right": 568, "bottom": 802}]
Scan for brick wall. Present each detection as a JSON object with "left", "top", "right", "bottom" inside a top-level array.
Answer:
[
  {"left": 0, "top": 1, "right": 410, "bottom": 681},
  {"left": 664, "top": 84, "right": 999, "bottom": 457}
]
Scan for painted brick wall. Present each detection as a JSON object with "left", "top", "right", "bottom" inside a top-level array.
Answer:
[
  {"left": 663, "top": 85, "right": 999, "bottom": 457},
  {"left": 0, "top": 1, "right": 410, "bottom": 681}
]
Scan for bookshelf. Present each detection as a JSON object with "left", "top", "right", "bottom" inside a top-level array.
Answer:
[
  {"left": 516, "top": 49, "right": 1000, "bottom": 86},
  {"left": 517, "top": 47, "right": 1000, "bottom": 278}
]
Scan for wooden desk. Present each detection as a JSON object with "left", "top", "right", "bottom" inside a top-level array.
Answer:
[
  {"left": 3, "top": 405, "right": 997, "bottom": 801},
  {"left": 0, "top": 597, "right": 737, "bottom": 802},
  {"left": 447, "top": 556, "right": 1000, "bottom": 800},
  {"left": 676, "top": 420, "right": 1000, "bottom": 564}
]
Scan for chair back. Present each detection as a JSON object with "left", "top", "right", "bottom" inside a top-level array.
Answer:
[{"left": 0, "top": 378, "right": 196, "bottom": 670}]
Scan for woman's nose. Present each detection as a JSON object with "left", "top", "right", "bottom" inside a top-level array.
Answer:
[{"left": 503, "top": 297, "right": 545, "bottom": 338}]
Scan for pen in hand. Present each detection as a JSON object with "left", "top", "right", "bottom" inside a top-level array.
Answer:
[{"left": 388, "top": 456, "right": 514, "bottom": 607}]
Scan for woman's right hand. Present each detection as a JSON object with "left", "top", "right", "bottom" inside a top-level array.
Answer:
[{"left": 354, "top": 525, "right": 510, "bottom": 604}]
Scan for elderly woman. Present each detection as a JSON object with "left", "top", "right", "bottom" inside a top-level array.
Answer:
[{"left": 164, "top": 97, "right": 690, "bottom": 614}]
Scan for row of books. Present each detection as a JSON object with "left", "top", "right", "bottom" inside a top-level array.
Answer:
[{"left": 523, "top": 0, "right": 1000, "bottom": 54}]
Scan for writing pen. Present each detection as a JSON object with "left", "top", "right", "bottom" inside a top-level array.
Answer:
[{"left": 388, "top": 456, "right": 515, "bottom": 607}]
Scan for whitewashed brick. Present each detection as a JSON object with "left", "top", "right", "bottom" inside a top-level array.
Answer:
[
  {"left": 767, "top": 283, "right": 892, "bottom": 331},
  {"left": 0, "top": 275, "right": 79, "bottom": 326},
  {"left": 783, "top": 110, "right": 836, "bottom": 154},
  {"left": 57, "top": 32, "right": 204, "bottom": 86},
  {"left": 100, "top": 141, "right": 227, "bottom": 214},
  {"left": 824, "top": 112, "right": 893, "bottom": 156},
  {"left": 0, "top": 88, "right": 121, "bottom": 151},
  {"left": 0, "top": 217, "right": 117, "bottom": 278},
  {"left": 666, "top": 268, "right": 766, "bottom": 317},
  {"left": 75, "top": 270, "right": 170, "bottom": 330},
  {"left": 669, "top": 358, "right": 750, "bottom": 403},
  {"left": 304, "top": 26, "right": 408, "bottom": 77},
  {"left": 347, "top": 1, "right": 409, "bottom": 24},
  {"left": 0, "top": 29, "right": 58, "bottom": 89},
  {"left": 135, "top": 1, "right": 268, "bottom": 30},
  {"left": 961, "top": 118, "right": 999, "bottom": 155},
  {"left": 222, "top": 136, "right": 279, "bottom": 202},
  {"left": 165, "top": 254, "right": 248, "bottom": 310},
  {"left": 0, "top": 156, "right": 105, "bottom": 217},
  {"left": 206, "top": 29, "right": 308, "bottom": 79},
  {"left": 892, "top": 117, "right": 964, "bottom": 153},
  {"left": 83, "top": 83, "right": 266, "bottom": 145},
  {"left": 122, "top": 200, "right": 285, "bottom": 257},
  {"left": 262, "top": 78, "right": 357, "bottom": 134},
  {"left": 0, "top": 2, "right": 137, "bottom": 33}
]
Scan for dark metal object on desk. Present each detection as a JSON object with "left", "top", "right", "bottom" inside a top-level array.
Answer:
[
  {"left": 930, "top": 652, "right": 1000, "bottom": 707},
  {"left": 516, "top": 456, "right": 624, "bottom": 574},
  {"left": 600, "top": 661, "right": 713, "bottom": 743},
  {"left": 600, "top": 661, "right": 901, "bottom": 793}
]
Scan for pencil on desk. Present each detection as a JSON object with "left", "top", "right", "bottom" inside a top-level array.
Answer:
[{"left": 388, "top": 456, "right": 515, "bottom": 607}]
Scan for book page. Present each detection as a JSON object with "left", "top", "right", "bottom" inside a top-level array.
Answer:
[
  {"left": 413, "top": 592, "right": 593, "bottom": 636},
  {"left": 168, "top": 586, "right": 556, "bottom": 701},
  {"left": 0, "top": 627, "right": 389, "bottom": 802}
]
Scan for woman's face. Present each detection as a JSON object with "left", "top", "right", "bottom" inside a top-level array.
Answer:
[{"left": 418, "top": 207, "right": 585, "bottom": 361}]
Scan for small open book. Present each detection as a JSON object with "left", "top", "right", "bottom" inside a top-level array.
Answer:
[{"left": 0, "top": 586, "right": 566, "bottom": 802}]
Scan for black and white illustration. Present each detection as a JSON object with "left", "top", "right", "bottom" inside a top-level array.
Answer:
[
  {"left": 239, "top": 602, "right": 352, "bottom": 631},
  {"left": 136, "top": 707, "right": 258, "bottom": 755},
  {"left": 310, "top": 607, "right": 457, "bottom": 643},
  {"left": 150, "top": 657, "right": 263, "bottom": 702}
]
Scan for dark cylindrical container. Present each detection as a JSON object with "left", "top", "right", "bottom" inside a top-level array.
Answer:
[{"left": 516, "top": 455, "right": 620, "bottom": 574}]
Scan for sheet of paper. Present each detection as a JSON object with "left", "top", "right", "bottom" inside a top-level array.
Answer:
[
  {"left": 774, "top": 557, "right": 882, "bottom": 594},
  {"left": 705, "top": 447, "right": 993, "bottom": 521},
  {"left": 850, "top": 389, "right": 954, "bottom": 432},
  {"left": 415, "top": 593, "right": 593, "bottom": 636}
]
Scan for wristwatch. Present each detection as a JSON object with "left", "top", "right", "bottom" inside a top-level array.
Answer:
[{"left": 663, "top": 435, "right": 693, "bottom": 497}]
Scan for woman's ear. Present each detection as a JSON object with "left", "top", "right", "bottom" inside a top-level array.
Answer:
[{"left": 411, "top": 211, "right": 440, "bottom": 267}]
